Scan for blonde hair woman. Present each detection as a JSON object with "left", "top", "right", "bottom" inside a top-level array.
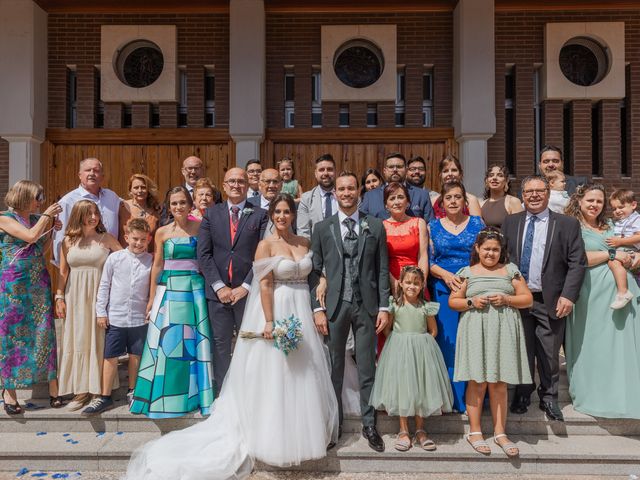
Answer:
[
  {"left": 119, "top": 174, "right": 161, "bottom": 248},
  {"left": 0, "top": 181, "right": 63, "bottom": 413},
  {"left": 56, "top": 200, "right": 121, "bottom": 410}
]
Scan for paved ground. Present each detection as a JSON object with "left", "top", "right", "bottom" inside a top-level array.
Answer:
[{"left": 0, "top": 472, "right": 636, "bottom": 480}]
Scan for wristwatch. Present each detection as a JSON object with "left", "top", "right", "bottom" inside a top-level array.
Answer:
[
  {"left": 608, "top": 249, "right": 617, "bottom": 261},
  {"left": 466, "top": 298, "right": 473, "bottom": 309}
]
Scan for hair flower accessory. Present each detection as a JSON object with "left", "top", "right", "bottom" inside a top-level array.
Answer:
[{"left": 242, "top": 207, "right": 254, "bottom": 215}]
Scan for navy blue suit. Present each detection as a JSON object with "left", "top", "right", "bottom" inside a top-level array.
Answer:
[
  {"left": 197, "top": 201, "right": 268, "bottom": 389},
  {"left": 360, "top": 183, "right": 434, "bottom": 223}
]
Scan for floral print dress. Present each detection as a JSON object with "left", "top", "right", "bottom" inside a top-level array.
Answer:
[{"left": 0, "top": 211, "right": 57, "bottom": 388}]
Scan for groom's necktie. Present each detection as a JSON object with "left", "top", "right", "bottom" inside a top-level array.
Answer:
[
  {"left": 343, "top": 217, "right": 358, "bottom": 257},
  {"left": 520, "top": 215, "right": 538, "bottom": 282}
]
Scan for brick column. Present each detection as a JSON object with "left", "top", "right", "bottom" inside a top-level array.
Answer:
[
  {"left": 132, "top": 103, "right": 151, "bottom": 128},
  {"left": 104, "top": 103, "right": 123, "bottom": 129},
  {"left": 628, "top": 63, "right": 640, "bottom": 190},
  {"left": 159, "top": 102, "right": 178, "bottom": 128},
  {"left": 541, "top": 99, "right": 564, "bottom": 152},
  {"left": 76, "top": 65, "right": 96, "bottom": 128},
  {"left": 378, "top": 102, "right": 395, "bottom": 128},
  {"left": 294, "top": 64, "right": 311, "bottom": 128},
  {"left": 514, "top": 64, "right": 534, "bottom": 178},
  {"left": 322, "top": 102, "right": 339, "bottom": 128},
  {"left": 570, "top": 100, "right": 592, "bottom": 177},
  {"left": 350, "top": 102, "right": 367, "bottom": 128},
  {"left": 405, "top": 64, "right": 423, "bottom": 128},
  {"left": 187, "top": 65, "right": 205, "bottom": 128},
  {"left": 599, "top": 100, "right": 621, "bottom": 179},
  {"left": 48, "top": 64, "right": 68, "bottom": 128}
]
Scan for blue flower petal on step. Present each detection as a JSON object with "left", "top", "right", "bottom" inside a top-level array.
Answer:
[
  {"left": 62, "top": 434, "right": 70, "bottom": 437},
  {"left": 36, "top": 432, "right": 47, "bottom": 436},
  {"left": 95, "top": 432, "right": 105, "bottom": 438},
  {"left": 116, "top": 431, "right": 124, "bottom": 435},
  {"left": 24, "top": 402, "right": 45, "bottom": 410},
  {"left": 71, "top": 440, "right": 79, "bottom": 444},
  {"left": 16, "top": 468, "right": 29, "bottom": 477},
  {"left": 30, "top": 472, "right": 48, "bottom": 477},
  {"left": 52, "top": 474, "right": 69, "bottom": 479}
]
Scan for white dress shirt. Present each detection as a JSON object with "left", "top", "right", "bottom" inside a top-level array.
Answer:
[
  {"left": 211, "top": 199, "right": 251, "bottom": 294},
  {"left": 248, "top": 187, "right": 260, "bottom": 198},
  {"left": 521, "top": 208, "right": 549, "bottom": 292},
  {"left": 321, "top": 187, "right": 338, "bottom": 218},
  {"left": 53, "top": 185, "right": 121, "bottom": 265},
  {"left": 95, "top": 249, "right": 153, "bottom": 328}
]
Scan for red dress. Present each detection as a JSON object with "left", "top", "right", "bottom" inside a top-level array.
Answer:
[{"left": 380, "top": 217, "right": 423, "bottom": 354}]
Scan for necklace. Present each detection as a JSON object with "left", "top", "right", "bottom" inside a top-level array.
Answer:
[
  {"left": 131, "top": 201, "right": 148, "bottom": 217},
  {"left": 445, "top": 216, "right": 466, "bottom": 230}
]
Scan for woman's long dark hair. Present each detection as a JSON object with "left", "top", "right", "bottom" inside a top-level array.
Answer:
[
  {"left": 360, "top": 168, "right": 384, "bottom": 198},
  {"left": 267, "top": 193, "right": 297, "bottom": 225},
  {"left": 469, "top": 227, "right": 509, "bottom": 266},
  {"left": 483, "top": 164, "right": 511, "bottom": 199}
]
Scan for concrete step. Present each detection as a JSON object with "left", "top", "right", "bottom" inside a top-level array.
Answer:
[
  {"left": 2, "top": 398, "right": 639, "bottom": 437},
  {"left": 1, "top": 431, "right": 639, "bottom": 476}
]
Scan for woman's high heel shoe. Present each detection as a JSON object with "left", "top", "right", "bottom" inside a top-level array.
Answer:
[{"left": 2, "top": 389, "right": 23, "bottom": 415}]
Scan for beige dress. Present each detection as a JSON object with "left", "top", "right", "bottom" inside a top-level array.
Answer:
[{"left": 58, "top": 241, "right": 112, "bottom": 395}]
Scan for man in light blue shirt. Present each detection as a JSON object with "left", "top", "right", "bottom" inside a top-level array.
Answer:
[{"left": 53, "top": 158, "right": 121, "bottom": 265}]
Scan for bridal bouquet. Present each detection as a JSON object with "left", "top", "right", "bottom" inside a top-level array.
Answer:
[{"left": 239, "top": 314, "right": 303, "bottom": 356}]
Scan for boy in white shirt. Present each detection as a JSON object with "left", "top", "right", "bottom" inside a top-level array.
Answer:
[
  {"left": 607, "top": 189, "right": 640, "bottom": 293},
  {"left": 82, "top": 218, "right": 153, "bottom": 415}
]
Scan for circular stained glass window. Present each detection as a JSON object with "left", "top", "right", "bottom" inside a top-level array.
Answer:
[
  {"left": 559, "top": 37, "right": 610, "bottom": 87},
  {"left": 333, "top": 40, "right": 384, "bottom": 89},
  {"left": 115, "top": 40, "right": 164, "bottom": 88}
]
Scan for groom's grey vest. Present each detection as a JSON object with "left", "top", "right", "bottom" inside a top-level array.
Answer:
[{"left": 341, "top": 232, "right": 361, "bottom": 303}]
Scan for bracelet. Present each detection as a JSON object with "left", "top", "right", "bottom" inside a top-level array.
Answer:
[
  {"left": 42, "top": 214, "right": 54, "bottom": 221},
  {"left": 505, "top": 296, "right": 511, "bottom": 307},
  {"left": 265, "top": 320, "right": 273, "bottom": 323},
  {"left": 55, "top": 294, "right": 65, "bottom": 301}
]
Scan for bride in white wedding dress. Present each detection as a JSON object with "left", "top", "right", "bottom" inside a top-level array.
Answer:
[{"left": 125, "top": 194, "right": 339, "bottom": 480}]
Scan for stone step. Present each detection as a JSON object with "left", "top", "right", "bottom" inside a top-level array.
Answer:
[
  {"left": 1, "top": 431, "right": 639, "bottom": 476},
  {"left": 2, "top": 398, "right": 639, "bottom": 437}
]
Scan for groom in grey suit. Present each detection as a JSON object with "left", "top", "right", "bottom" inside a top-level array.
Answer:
[{"left": 310, "top": 172, "right": 390, "bottom": 452}]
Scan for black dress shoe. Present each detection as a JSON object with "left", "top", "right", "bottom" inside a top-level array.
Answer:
[
  {"left": 539, "top": 400, "right": 564, "bottom": 422},
  {"left": 362, "top": 426, "right": 384, "bottom": 452},
  {"left": 510, "top": 395, "right": 530, "bottom": 414}
]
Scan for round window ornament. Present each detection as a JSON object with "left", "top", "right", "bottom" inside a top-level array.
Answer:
[
  {"left": 115, "top": 40, "right": 164, "bottom": 88},
  {"left": 333, "top": 39, "right": 384, "bottom": 89},
  {"left": 559, "top": 36, "right": 610, "bottom": 87}
]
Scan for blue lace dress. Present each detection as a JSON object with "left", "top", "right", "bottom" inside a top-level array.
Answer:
[{"left": 428, "top": 215, "right": 484, "bottom": 411}]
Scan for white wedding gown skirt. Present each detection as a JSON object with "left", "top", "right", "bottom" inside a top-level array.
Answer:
[{"left": 125, "top": 253, "right": 339, "bottom": 480}]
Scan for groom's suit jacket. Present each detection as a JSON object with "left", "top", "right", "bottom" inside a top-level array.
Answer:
[
  {"left": 502, "top": 210, "right": 586, "bottom": 319},
  {"left": 197, "top": 202, "right": 268, "bottom": 301},
  {"left": 310, "top": 212, "right": 390, "bottom": 319}
]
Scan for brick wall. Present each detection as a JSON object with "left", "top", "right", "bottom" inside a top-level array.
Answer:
[
  {"left": 0, "top": 139, "right": 8, "bottom": 209},
  {"left": 492, "top": 9, "right": 640, "bottom": 193},
  {"left": 48, "top": 13, "right": 229, "bottom": 128},
  {"left": 265, "top": 12, "right": 453, "bottom": 130}
]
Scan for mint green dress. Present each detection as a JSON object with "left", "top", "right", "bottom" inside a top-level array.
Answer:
[
  {"left": 370, "top": 299, "right": 453, "bottom": 417},
  {"left": 281, "top": 179, "right": 299, "bottom": 197},
  {"left": 454, "top": 263, "right": 531, "bottom": 385},
  {"left": 566, "top": 225, "right": 640, "bottom": 419}
]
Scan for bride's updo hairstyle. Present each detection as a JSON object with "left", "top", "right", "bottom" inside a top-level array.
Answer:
[{"left": 267, "top": 193, "right": 297, "bottom": 224}]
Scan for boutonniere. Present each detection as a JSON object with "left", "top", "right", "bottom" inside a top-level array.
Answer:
[
  {"left": 360, "top": 218, "right": 371, "bottom": 234},
  {"left": 242, "top": 207, "right": 254, "bottom": 215}
]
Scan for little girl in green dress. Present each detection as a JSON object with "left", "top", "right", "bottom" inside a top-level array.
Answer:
[
  {"left": 277, "top": 157, "right": 303, "bottom": 204},
  {"left": 370, "top": 265, "right": 453, "bottom": 452}
]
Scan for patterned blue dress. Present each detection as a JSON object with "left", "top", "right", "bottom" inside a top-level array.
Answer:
[{"left": 429, "top": 215, "right": 484, "bottom": 412}]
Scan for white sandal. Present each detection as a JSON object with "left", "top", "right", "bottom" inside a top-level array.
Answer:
[
  {"left": 466, "top": 431, "right": 491, "bottom": 455},
  {"left": 494, "top": 433, "right": 519, "bottom": 457}
]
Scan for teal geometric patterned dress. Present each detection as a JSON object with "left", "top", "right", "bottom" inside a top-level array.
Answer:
[
  {"left": 0, "top": 211, "right": 57, "bottom": 389},
  {"left": 130, "top": 236, "right": 214, "bottom": 418}
]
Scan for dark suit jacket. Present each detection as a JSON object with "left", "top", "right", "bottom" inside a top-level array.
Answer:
[
  {"left": 502, "top": 210, "right": 586, "bottom": 319},
  {"left": 197, "top": 202, "right": 268, "bottom": 300},
  {"left": 309, "top": 212, "right": 390, "bottom": 319},
  {"left": 360, "top": 183, "right": 434, "bottom": 223}
]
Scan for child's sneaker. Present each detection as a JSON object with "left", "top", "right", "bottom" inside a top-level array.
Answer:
[{"left": 610, "top": 290, "right": 634, "bottom": 310}]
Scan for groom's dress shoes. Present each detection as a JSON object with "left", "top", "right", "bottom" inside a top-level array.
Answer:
[
  {"left": 362, "top": 426, "right": 384, "bottom": 452},
  {"left": 539, "top": 400, "right": 564, "bottom": 422},
  {"left": 510, "top": 395, "right": 530, "bottom": 414}
]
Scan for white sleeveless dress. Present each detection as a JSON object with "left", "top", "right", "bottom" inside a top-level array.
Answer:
[{"left": 125, "top": 252, "right": 339, "bottom": 480}]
